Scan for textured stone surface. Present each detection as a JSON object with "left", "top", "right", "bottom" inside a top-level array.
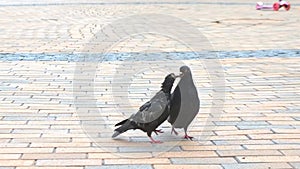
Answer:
[
  {"left": 0, "top": 57, "right": 299, "bottom": 168},
  {"left": 0, "top": 0, "right": 300, "bottom": 168}
]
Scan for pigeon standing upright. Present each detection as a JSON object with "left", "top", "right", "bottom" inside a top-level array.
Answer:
[
  {"left": 112, "top": 73, "right": 179, "bottom": 143},
  {"left": 168, "top": 66, "right": 200, "bottom": 140}
]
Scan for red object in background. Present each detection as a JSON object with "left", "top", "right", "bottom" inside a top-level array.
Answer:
[{"left": 256, "top": 0, "right": 290, "bottom": 11}]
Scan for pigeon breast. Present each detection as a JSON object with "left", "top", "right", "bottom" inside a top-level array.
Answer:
[{"left": 170, "top": 72, "right": 200, "bottom": 128}]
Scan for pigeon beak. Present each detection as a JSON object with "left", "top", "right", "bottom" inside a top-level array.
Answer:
[
  {"left": 174, "top": 73, "right": 183, "bottom": 78},
  {"left": 170, "top": 73, "right": 177, "bottom": 79}
]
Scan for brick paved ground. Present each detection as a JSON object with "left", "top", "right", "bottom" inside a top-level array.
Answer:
[{"left": 0, "top": 0, "right": 300, "bottom": 169}]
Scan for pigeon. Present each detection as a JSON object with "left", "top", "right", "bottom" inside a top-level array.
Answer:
[
  {"left": 168, "top": 66, "right": 200, "bottom": 140},
  {"left": 112, "top": 73, "right": 179, "bottom": 143}
]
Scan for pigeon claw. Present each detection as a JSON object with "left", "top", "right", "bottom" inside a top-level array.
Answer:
[
  {"left": 154, "top": 129, "right": 164, "bottom": 135},
  {"left": 150, "top": 140, "right": 163, "bottom": 144},
  {"left": 171, "top": 128, "right": 178, "bottom": 135},
  {"left": 149, "top": 137, "right": 163, "bottom": 144},
  {"left": 183, "top": 134, "right": 193, "bottom": 140}
]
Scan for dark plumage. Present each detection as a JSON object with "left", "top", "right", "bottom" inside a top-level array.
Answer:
[
  {"left": 112, "top": 73, "right": 178, "bottom": 143},
  {"left": 168, "top": 66, "right": 200, "bottom": 140}
]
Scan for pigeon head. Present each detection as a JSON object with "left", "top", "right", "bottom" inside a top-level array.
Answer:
[
  {"left": 161, "top": 73, "right": 177, "bottom": 93},
  {"left": 179, "top": 66, "right": 192, "bottom": 77}
]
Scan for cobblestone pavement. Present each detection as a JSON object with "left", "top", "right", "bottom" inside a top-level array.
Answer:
[
  {"left": 0, "top": 0, "right": 300, "bottom": 169},
  {"left": 1, "top": 58, "right": 300, "bottom": 169},
  {"left": 0, "top": 0, "right": 300, "bottom": 52}
]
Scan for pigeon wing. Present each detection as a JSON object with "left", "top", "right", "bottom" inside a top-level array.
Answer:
[
  {"left": 130, "top": 91, "right": 168, "bottom": 124},
  {"left": 139, "top": 101, "right": 151, "bottom": 112}
]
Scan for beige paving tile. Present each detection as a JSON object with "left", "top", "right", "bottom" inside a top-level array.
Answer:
[
  {"left": 280, "top": 150, "right": 300, "bottom": 156},
  {"left": 0, "top": 160, "right": 34, "bottom": 166},
  {"left": 0, "top": 153, "right": 22, "bottom": 159},
  {"left": 244, "top": 144, "right": 300, "bottom": 150},
  {"left": 154, "top": 151, "right": 218, "bottom": 158},
  {"left": 222, "top": 163, "right": 293, "bottom": 169},
  {"left": 154, "top": 164, "right": 223, "bottom": 169},
  {"left": 248, "top": 134, "right": 300, "bottom": 140},
  {"left": 36, "top": 159, "right": 102, "bottom": 166},
  {"left": 236, "top": 156, "right": 300, "bottom": 163},
  {"left": 217, "top": 150, "right": 282, "bottom": 157},
  {"left": 215, "top": 129, "right": 273, "bottom": 136},
  {"left": 17, "top": 167, "right": 83, "bottom": 169},
  {"left": 88, "top": 152, "right": 152, "bottom": 159},
  {"left": 104, "top": 158, "right": 170, "bottom": 165},
  {"left": 22, "top": 153, "right": 87, "bottom": 159},
  {"left": 0, "top": 148, "right": 54, "bottom": 154}
]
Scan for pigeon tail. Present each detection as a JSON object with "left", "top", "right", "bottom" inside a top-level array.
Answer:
[
  {"left": 112, "top": 120, "right": 135, "bottom": 138},
  {"left": 112, "top": 131, "right": 121, "bottom": 138},
  {"left": 115, "top": 119, "right": 128, "bottom": 126}
]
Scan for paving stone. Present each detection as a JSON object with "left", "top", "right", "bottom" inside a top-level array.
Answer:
[
  {"left": 85, "top": 165, "right": 152, "bottom": 169},
  {"left": 11, "top": 137, "right": 70, "bottom": 143},
  {"left": 290, "top": 163, "right": 300, "bottom": 169},
  {"left": 213, "top": 139, "right": 273, "bottom": 145},
  {"left": 217, "top": 150, "right": 282, "bottom": 157},
  {"left": 0, "top": 148, "right": 54, "bottom": 154},
  {"left": 22, "top": 153, "right": 87, "bottom": 159},
  {"left": 88, "top": 153, "right": 152, "bottom": 159},
  {"left": 279, "top": 150, "right": 300, "bottom": 156},
  {"left": 17, "top": 167, "right": 83, "bottom": 169},
  {"left": 244, "top": 144, "right": 300, "bottom": 150},
  {"left": 55, "top": 147, "right": 118, "bottom": 153},
  {"left": 118, "top": 146, "right": 181, "bottom": 153},
  {"left": 0, "top": 133, "right": 41, "bottom": 139},
  {"left": 273, "top": 139, "right": 300, "bottom": 144},
  {"left": 29, "top": 142, "right": 90, "bottom": 148},
  {"left": 154, "top": 165, "right": 222, "bottom": 169},
  {"left": 181, "top": 145, "right": 244, "bottom": 151},
  {"left": 237, "top": 125, "right": 294, "bottom": 130},
  {"left": 170, "top": 157, "right": 237, "bottom": 164},
  {"left": 0, "top": 154, "right": 22, "bottom": 159},
  {"left": 36, "top": 159, "right": 102, "bottom": 166},
  {"left": 155, "top": 151, "right": 218, "bottom": 158},
  {"left": 3, "top": 116, "right": 55, "bottom": 121},
  {"left": 205, "top": 135, "right": 249, "bottom": 141},
  {"left": 222, "top": 163, "right": 292, "bottom": 169},
  {"left": 272, "top": 128, "right": 300, "bottom": 134},
  {"left": 104, "top": 158, "right": 170, "bottom": 165},
  {"left": 0, "top": 160, "right": 34, "bottom": 166},
  {"left": 214, "top": 129, "right": 273, "bottom": 136},
  {"left": 0, "top": 143, "right": 29, "bottom": 148},
  {"left": 236, "top": 156, "right": 300, "bottom": 163},
  {"left": 248, "top": 134, "right": 300, "bottom": 139}
]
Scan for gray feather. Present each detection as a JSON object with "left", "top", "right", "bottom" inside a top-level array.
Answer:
[
  {"left": 169, "top": 66, "right": 200, "bottom": 129},
  {"left": 131, "top": 91, "right": 168, "bottom": 124}
]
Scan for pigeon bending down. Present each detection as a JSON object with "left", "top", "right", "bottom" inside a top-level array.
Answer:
[
  {"left": 168, "top": 66, "right": 200, "bottom": 140},
  {"left": 112, "top": 73, "right": 179, "bottom": 143}
]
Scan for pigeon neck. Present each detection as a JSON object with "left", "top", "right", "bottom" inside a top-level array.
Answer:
[
  {"left": 161, "top": 80, "right": 174, "bottom": 93},
  {"left": 162, "top": 87, "right": 172, "bottom": 94},
  {"left": 181, "top": 74, "right": 193, "bottom": 83}
]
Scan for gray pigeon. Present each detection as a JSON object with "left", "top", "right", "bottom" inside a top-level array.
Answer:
[
  {"left": 168, "top": 66, "right": 200, "bottom": 140},
  {"left": 112, "top": 73, "right": 179, "bottom": 143}
]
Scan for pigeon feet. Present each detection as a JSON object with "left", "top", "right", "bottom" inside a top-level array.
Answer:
[
  {"left": 154, "top": 129, "right": 164, "bottom": 135},
  {"left": 171, "top": 128, "right": 178, "bottom": 135},
  {"left": 183, "top": 134, "right": 194, "bottom": 140},
  {"left": 149, "top": 137, "right": 163, "bottom": 144}
]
